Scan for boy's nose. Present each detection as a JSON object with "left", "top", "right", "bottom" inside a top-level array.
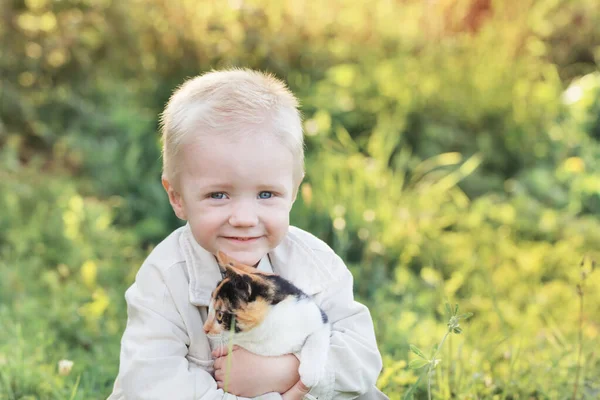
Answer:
[{"left": 229, "top": 204, "right": 258, "bottom": 227}]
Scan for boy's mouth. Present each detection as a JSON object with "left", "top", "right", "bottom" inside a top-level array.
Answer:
[{"left": 223, "top": 236, "right": 260, "bottom": 242}]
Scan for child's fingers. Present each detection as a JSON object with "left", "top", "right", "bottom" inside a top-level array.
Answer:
[
  {"left": 211, "top": 345, "right": 240, "bottom": 358},
  {"left": 296, "top": 380, "right": 310, "bottom": 393},
  {"left": 283, "top": 379, "right": 310, "bottom": 400},
  {"left": 212, "top": 347, "right": 224, "bottom": 358},
  {"left": 212, "top": 346, "right": 228, "bottom": 358}
]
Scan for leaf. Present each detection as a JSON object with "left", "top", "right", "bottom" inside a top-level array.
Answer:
[
  {"left": 445, "top": 302, "right": 452, "bottom": 316},
  {"left": 409, "top": 359, "right": 430, "bottom": 370},
  {"left": 410, "top": 344, "right": 427, "bottom": 359},
  {"left": 458, "top": 153, "right": 483, "bottom": 177},
  {"left": 403, "top": 372, "right": 424, "bottom": 400},
  {"left": 327, "top": 64, "right": 357, "bottom": 87},
  {"left": 69, "top": 374, "right": 81, "bottom": 400},
  {"left": 458, "top": 312, "right": 474, "bottom": 320},
  {"left": 454, "top": 303, "right": 459, "bottom": 315},
  {"left": 453, "top": 327, "right": 463, "bottom": 334}
]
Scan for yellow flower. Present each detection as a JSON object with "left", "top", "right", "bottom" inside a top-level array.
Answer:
[
  {"left": 81, "top": 260, "right": 97, "bottom": 288},
  {"left": 563, "top": 157, "right": 585, "bottom": 173}
]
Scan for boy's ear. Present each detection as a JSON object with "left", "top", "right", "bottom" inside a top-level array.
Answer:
[
  {"left": 290, "top": 174, "right": 305, "bottom": 206},
  {"left": 162, "top": 176, "right": 187, "bottom": 220}
]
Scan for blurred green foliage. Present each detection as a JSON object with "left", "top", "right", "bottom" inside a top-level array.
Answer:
[{"left": 1, "top": 0, "right": 600, "bottom": 398}]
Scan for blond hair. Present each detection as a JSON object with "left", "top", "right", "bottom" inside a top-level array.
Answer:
[{"left": 160, "top": 68, "right": 304, "bottom": 187}]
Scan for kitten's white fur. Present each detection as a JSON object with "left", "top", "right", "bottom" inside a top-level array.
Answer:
[{"left": 208, "top": 296, "right": 330, "bottom": 387}]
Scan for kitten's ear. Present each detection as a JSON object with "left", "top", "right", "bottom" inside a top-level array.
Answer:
[
  {"left": 216, "top": 250, "right": 261, "bottom": 275},
  {"left": 223, "top": 264, "right": 252, "bottom": 299},
  {"left": 216, "top": 251, "right": 234, "bottom": 268},
  {"left": 216, "top": 251, "right": 237, "bottom": 276},
  {"left": 224, "top": 264, "right": 242, "bottom": 280},
  {"left": 235, "top": 275, "right": 252, "bottom": 299}
]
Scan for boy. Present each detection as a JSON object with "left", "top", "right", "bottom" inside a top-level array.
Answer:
[{"left": 108, "top": 69, "right": 385, "bottom": 400}]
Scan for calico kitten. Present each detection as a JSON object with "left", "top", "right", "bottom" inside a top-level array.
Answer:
[{"left": 203, "top": 251, "right": 330, "bottom": 388}]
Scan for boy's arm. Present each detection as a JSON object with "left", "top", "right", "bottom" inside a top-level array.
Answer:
[
  {"left": 211, "top": 346, "right": 299, "bottom": 396},
  {"left": 109, "top": 261, "right": 224, "bottom": 400},
  {"left": 109, "top": 261, "right": 281, "bottom": 400},
  {"left": 301, "top": 256, "right": 383, "bottom": 400}
]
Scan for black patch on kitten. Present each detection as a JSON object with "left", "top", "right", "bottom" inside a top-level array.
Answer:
[
  {"left": 218, "top": 275, "right": 252, "bottom": 308},
  {"left": 247, "top": 278, "right": 274, "bottom": 303},
  {"left": 221, "top": 311, "right": 241, "bottom": 333},
  {"left": 264, "top": 275, "right": 308, "bottom": 304}
]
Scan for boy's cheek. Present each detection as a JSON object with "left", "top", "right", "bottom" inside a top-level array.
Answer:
[{"left": 190, "top": 212, "right": 224, "bottom": 228}]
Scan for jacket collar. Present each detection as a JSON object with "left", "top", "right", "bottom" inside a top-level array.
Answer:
[{"left": 179, "top": 224, "right": 335, "bottom": 306}]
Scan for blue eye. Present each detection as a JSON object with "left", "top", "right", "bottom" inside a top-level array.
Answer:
[
  {"left": 210, "top": 192, "right": 226, "bottom": 199},
  {"left": 258, "top": 191, "right": 273, "bottom": 199}
]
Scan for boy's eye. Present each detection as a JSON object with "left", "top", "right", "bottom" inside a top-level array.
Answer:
[
  {"left": 258, "top": 191, "right": 273, "bottom": 199},
  {"left": 210, "top": 192, "right": 226, "bottom": 200}
]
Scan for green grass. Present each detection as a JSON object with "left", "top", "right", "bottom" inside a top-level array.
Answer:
[
  {"left": 1, "top": 165, "right": 599, "bottom": 399},
  {"left": 2, "top": 1, "right": 600, "bottom": 397}
]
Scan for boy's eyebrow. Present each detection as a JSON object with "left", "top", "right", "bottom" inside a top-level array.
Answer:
[
  {"left": 257, "top": 183, "right": 287, "bottom": 192},
  {"left": 197, "top": 183, "right": 288, "bottom": 193},
  {"left": 197, "top": 183, "right": 235, "bottom": 191}
]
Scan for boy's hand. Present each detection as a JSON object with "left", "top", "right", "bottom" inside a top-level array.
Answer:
[
  {"left": 212, "top": 345, "right": 300, "bottom": 397},
  {"left": 282, "top": 380, "right": 310, "bottom": 400}
]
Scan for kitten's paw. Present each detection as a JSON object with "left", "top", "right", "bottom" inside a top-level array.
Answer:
[{"left": 298, "top": 362, "right": 323, "bottom": 388}]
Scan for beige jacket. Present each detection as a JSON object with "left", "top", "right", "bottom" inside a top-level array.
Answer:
[{"left": 108, "top": 224, "right": 384, "bottom": 400}]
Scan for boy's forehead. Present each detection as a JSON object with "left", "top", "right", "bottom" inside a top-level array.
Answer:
[
  {"left": 185, "top": 132, "right": 295, "bottom": 165},
  {"left": 179, "top": 135, "right": 296, "bottom": 185},
  {"left": 191, "top": 124, "right": 282, "bottom": 146}
]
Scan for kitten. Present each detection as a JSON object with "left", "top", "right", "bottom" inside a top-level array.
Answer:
[{"left": 203, "top": 251, "right": 330, "bottom": 388}]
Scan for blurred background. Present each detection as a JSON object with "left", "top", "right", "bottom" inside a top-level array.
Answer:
[{"left": 1, "top": 0, "right": 600, "bottom": 398}]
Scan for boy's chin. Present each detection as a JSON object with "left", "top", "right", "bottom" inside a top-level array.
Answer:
[
  {"left": 218, "top": 249, "right": 264, "bottom": 267},
  {"left": 214, "top": 238, "right": 271, "bottom": 265}
]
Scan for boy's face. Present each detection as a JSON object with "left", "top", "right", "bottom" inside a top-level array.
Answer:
[{"left": 163, "top": 131, "right": 298, "bottom": 267}]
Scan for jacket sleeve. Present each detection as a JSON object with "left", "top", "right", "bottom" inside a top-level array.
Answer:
[
  {"left": 304, "top": 255, "right": 383, "bottom": 400},
  {"left": 107, "top": 261, "right": 228, "bottom": 400}
]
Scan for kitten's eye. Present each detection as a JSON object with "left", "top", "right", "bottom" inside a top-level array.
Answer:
[
  {"left": 210, "top": 192, "right": 227, "bottom": 200},
  {"left": 258, "top": 191, "right": 273, "bottom": 199},
  {"left": 216, "top": 311, "right": 224, "bottom": 322}
]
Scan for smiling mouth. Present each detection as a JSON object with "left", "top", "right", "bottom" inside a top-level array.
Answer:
[{"left": 223, "top": 236, "right": 260, "bottom": 241}]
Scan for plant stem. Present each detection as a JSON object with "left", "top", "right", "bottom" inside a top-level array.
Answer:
[
  {"left": 428, "top": 329, "right": 451, "bottom": 400},
  {"left": 572, "top": 292, "right": 584, "bottom": 400},
  {"left": 448, "top": 332, "right": 453, "bottom": 397},
  {"left": 69, "top": 374, "right": 81, "bottom": 400},
  {"left": 224, "top": 319, "right": 236, "bottom": 393}
]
